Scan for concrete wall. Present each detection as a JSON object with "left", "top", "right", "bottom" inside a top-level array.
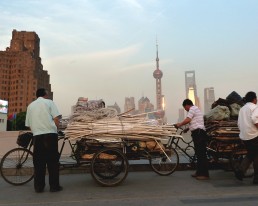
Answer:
[
  {"left": 0, "top": 131, "right": 19, "bottom": 157},
  {"left": 0, "top": 113, "right": 7, "bottom": 131},
  {"left": 0, "top": 131, "right": 73, "bottom": 158}
]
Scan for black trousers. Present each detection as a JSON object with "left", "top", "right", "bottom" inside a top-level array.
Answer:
[
  {"left": 243, "top": 136, "right": 258, "bottom": 180},
  {"left": 191, "top": 129, "right": 209, "bottom": 177},
  {"left": 33, "top": 133, "right": 60, "bottom": 191}
]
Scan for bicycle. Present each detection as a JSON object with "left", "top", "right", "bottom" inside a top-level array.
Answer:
[
  {"left": 168, "top": 127, "right": 197, "bottom": 168},
  {"left": 0, "top": 131, "right": 82, "bottom": 186},
  {"left": 0, "top": 132, "right": 128, "bottom": 186}
]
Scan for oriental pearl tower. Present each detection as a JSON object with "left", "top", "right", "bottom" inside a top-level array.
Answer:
[{"left": 153, "top": 42, "right": 165, "bottom": 120}]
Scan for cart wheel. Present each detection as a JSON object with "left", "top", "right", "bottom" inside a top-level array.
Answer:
[
  {"left": 0, "top": 148, "right": 34, "bottom": 185},
  {"left": 149, "top": 147, "right": 179, "bottom": 176},
  {"left": 90, "top": 148, "right": 129, "bottom": 187},
  {"left": 206, "top": 140, "right": 218, "bottom": 161},
  {"left": 230, "top": 149, "right": 254, "bottom": 178}
]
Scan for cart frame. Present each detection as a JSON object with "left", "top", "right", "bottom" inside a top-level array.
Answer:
[{"left": 0, "top": 131, "right": 180, "bottom": 187}]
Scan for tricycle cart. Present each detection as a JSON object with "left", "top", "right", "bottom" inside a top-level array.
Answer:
[
  {"left": 205, "top": 120, "right": 253, "bottom": 176},
  {"left": 0, "top": 108, "right": 181, "bottom": 187}
]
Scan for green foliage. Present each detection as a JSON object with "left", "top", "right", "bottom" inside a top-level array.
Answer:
[
  {"left": 7, "top": 112, "right": 28, "bottom": 131},
  {"left": 16, "top": 112, "right": 27, "bottom": 130}
]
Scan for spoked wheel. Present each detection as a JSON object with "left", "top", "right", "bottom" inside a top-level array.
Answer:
[
  {"left": 230, "top": 149, "right": 254, "bottom": 178},
  {"left": 90, "top": 148, "right": 129, "bottom": 187},
  {"left": 206, "top": 140, "right": 219, "bottom": 162},
  {"left": 149, "top": 147, "right": 179, "bottom": 176},
  {"left": 184, "top": 145, "right": 197, "bottom": 167},
  {"left": 0, "top": 148, "right": 34, "bottom": 185}
]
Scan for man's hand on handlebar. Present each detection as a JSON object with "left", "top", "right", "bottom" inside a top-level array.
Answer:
[
  {"left": 173, "top": 124, "right": 189, "bottom": 133},
  {"left": 183, "top": 128, "right": 189, "bottom": 133},
  {"left": 173, "top": 123, "right": 180, "bottom": 129},
  {"left": 58, "top": 130, "right": 64, "bottom": 136}
]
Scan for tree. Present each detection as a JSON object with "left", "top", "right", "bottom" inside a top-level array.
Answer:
[
  {"left": 7, "top": 112, "right": 28, "bottom": 131},
  {"left": 15, "top": 112, "right": 28, "bottom": 130}
]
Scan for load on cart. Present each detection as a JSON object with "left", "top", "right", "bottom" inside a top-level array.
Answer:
[
  {"left": 64, "top": 99, "right": 178, "bottom": 186},
  {"left": 205, "top": 91, "right": 253, "bottom": 175},
  {"left": 0, "top": 97, "right": 181, "bottom": 187},
  {"left": 61, "top": 97, "right": 181, "bottom": 186}
]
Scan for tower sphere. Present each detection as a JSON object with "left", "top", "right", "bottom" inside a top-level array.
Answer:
[{"left": 153, "top": 69, "right": 163, "bottom": 79}]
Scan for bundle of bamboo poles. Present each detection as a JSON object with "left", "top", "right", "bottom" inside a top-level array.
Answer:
[{"left": 64, "top": 108, "right": 177, "bottom": 142}]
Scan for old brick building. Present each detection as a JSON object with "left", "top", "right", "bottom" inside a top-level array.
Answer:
[{"left": 0, "top": 29, "right": 52, "bottom": 115}]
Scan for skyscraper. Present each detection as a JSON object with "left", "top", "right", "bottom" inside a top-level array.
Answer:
[
  {"left": 204, "top": 87, "right": 215, "bottom": 114},
  {"left": 178, "top": 108, "right": 185, "bottom": 123},
  {"left": 185, "top": 70, "right": 200, "bottom": 107},
  {"left": 107, "top": 102, "right": 121, "bottom": 114},
  {"left": 0, "top": 30, "right": 52, "bottom": 115},
  {"left": 153, "top": 42, "right": 165, "bottom": 120},
  {"left": 138, "top": 96, "right": 154, "bottom": 114},
  {"left": 124, "top": 97, "right": 135, "bottom": 114}
]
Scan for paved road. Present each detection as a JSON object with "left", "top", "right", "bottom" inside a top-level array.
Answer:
[{"left": 1, "top": 170, "right": 258, "bottom": 206}]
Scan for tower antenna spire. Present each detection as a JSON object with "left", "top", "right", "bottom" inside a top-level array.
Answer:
[
  {"left": 153, "top": 37, "right": 164, "bottom": 115},
  {"left": 156, "top": 36, "right": 159, "bottom": 70}
]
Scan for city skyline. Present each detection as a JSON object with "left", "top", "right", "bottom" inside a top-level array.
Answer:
[{"left": 1, "top": 0, "right": 258, "bottom": 123}]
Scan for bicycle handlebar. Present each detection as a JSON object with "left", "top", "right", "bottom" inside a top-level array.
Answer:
[{"left": 172, "top": 124, "right": 189, "bottom": 135}]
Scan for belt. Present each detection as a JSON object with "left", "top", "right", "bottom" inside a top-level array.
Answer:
[{"left": 191, "top": 128, "right": 204, "bottom": 134}]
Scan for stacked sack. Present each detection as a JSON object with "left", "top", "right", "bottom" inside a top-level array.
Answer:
[
  {"left": 204, "top": 91, "right": 244, "bottom": 122},
  {"left": 205, "top": 91, "right": 244, "bottom": 143},
  {"left": 74, "top": 97, "right": 105, "bottom": 113}
]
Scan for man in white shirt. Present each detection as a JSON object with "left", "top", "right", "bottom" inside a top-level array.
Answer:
[
  {"left": 235, "top": 91, "right": 258, "bottom": 184},
  {"left": 176, "top": 99, "right": 209, "bottom": 180},
  {"left": 25, "top": 88, "right": 62, "bottom": 193}
]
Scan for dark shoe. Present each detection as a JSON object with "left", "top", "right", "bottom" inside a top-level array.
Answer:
[
  {"left": 191, "top": 173, "right": 198, "bottom": 178},
  {"left": 35, "top": 189, "right": 44, "bottom": 193},
  {"left": 253, "top": 179, "right": 258, "bottom": 184},
  {"left": 50, "top": 186, "right": 63, "bottom": 192},
  {"left": 234, "top": 169, "right": 243, "bottom": 181},
  {"left": 196, "top": 176, "right": 209, "bottom": 180}
]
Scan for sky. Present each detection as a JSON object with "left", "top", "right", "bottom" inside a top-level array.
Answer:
[{"left": 0, "top": 0, "right": 258, "bottom": 123}]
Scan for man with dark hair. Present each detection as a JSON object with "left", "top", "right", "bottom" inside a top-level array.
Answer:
[
  {"left": 36, "top": 88, "right": 47, "bottom": 97},
  {"left": 25, "top": 88, "right": 62, "bottom": 193},
  {"left": 235, "top": 91, "right": 258, "bottom": 184},
  {"left": 175, "top": 99, "right": 209, "bottom": 180}
]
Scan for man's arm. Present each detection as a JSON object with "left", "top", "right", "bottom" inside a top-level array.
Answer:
[
  {"left": 251, "top": 107, "right": 258, "bottom": 128},
  {"left": 53, "top": 115, "right": 61, "bottom": 129},
  {"left": 176, "top": 117, "right": 191, "bottom": 128}
]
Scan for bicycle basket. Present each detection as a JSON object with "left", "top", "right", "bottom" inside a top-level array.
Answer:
[{"left": 16, "top": 132, "right": 33, "bottom": 148}]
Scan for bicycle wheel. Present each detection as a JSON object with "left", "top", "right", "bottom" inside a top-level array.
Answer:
[
  {"left": 0, "top": 148, "right": 34, "bottom": 185},
  {"left": 149, "top": 147, "right": 179, "bottom": 176},
  {"left": 90, "top": 148, "right": 129, "bottom": 187},
  {"left": 230, "top": 149, "right": 254, "bottom": 178},
  {"left": 184, "top": 145, "right": 197, "bottom": 164}
]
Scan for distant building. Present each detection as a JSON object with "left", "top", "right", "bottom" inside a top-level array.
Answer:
[
  {"left": 153, "top": 42, "right": 165, "bottom": 121},
  {"left": 0, "top": 113, "right": 7, "bottom": 131},
  {"left": 178, "top": 108, "right": 185, "bottom": 123},
  {"left": 138, "top": 96, "right": 155, "bottom": 119},
  {"left": 138, "top": 96, "right": 154, "bottom": 113},
  {"left": 185, "top": 70, "right": 200, "bottom": 108},
  {"left": 153, "top": 43, "right": 164, "bottom": 112},
  {"left": 0, "top": 29, "right": 52, "bottom": 115},
  {"left": 107, "top": 102, "right": 121, "bottom": 114},
  {"left": 124, "top": 97, "right": 135, "bottom": 114},
  {"left": 204, "top": 87, "right": 215, "bottom": 114}
]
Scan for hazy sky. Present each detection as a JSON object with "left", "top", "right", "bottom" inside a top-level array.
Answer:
[{"left": 1, "top": 0, "right": 258, "bottom": 123}]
